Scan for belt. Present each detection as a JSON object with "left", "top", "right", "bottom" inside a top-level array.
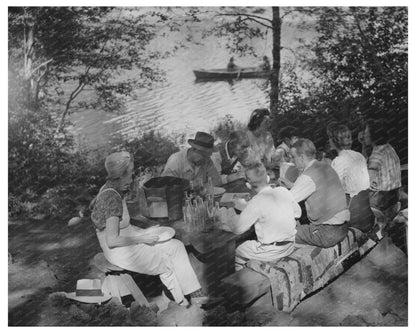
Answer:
[{"left": 262, "top": 240, "right": 293, "bottom": 246}]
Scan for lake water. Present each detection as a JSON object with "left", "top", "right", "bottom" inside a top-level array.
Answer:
[{"left": 69, "top": 10, "right": 311, "bottom": 148}]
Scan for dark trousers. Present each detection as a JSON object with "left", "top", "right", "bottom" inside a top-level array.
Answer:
[
  {"left": 295, "top": 223, "right": 348, "bottom": 248},
  {"left": 369, "top": 188, "right": 400, "bottom": 211},
  {"left": 347, "top": 190, "right": 375, "bottom": 233}
]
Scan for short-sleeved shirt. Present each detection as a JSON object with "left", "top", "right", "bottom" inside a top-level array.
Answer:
[
  {"left": 236, "top": 186, "right": 299, "bottom": 244},
  {"left": 91, "top": 186, "right": 123, "bottom": 231},
  {"left": 368, "top": 144, "right": 401, "bottom": 191},
  {"left": 161, "top": 148, "right": 222, "bottom": 186},
  {"left": 331, "top": 150, "right": 370, "bottom": 197}
]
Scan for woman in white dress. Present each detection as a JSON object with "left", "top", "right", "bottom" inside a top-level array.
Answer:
[{"left": 90, "top": 151, "right": 206, "bottom": 306}]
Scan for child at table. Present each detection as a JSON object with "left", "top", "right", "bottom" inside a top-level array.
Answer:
[{"left": 216, "top": 161, "right": 300, "bottom": 271}]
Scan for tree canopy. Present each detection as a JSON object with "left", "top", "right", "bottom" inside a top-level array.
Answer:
[{"left": 8, "top": 7, "right": 181, "bottom": 131}]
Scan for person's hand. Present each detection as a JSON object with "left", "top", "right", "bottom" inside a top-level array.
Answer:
[
  {"left": 144, "top": 224, "right": 160, "bottom": 232},
  {"left": 228, "top": 170, "right": 245, "bottom": 183},
  {"left": 215, "top": 207, "right": 228, "bottom": 224},
  {"left": 278, "top": 177, "right": 294, "bottom": 189},
  {"left": 139, "top": 234, "right": 159, "bottom": 245}
]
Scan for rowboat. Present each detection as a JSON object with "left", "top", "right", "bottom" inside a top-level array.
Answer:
[{"left": 193, "top": 67, "right": 272, "bottom": 80}]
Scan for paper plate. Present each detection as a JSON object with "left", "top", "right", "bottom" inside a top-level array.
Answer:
[
  {"left": 147, "top": 226, "right": 176, "bottom": 242},
  {"left": 65, "top": 292, "right": 112, "bottom": 304},
  {"left": 213, "top": 187, "right": 226, "bottom": 197}
]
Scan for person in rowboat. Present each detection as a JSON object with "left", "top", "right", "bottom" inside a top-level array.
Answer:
[
  {"left": 227, "top": 57, "right": 240, "bottom": 71},
  {"left": 260, "top": 56, "right": 271, "bottom": 71}
]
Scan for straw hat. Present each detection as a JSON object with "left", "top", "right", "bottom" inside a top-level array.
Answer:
[{"left": 65, "top": 279, "right": 111, "bottom": 304}]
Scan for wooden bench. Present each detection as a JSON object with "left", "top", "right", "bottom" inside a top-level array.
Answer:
[
  {"left": 93, "top": 253, "right": 149, "bottom": 307},
  {"left": 221, "top": 226, "right": 380, "bottom": 312}
]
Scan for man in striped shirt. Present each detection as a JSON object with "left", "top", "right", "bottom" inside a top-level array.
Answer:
[{"left": 361, "top": 119, "right": 401, "bottom": 213}]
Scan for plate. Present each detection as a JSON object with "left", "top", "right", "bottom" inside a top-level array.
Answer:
[
  {"left": 213, "top": 187, "right": 226, "bottom": 197},
  {"left": 146, "top": 226, "right": 176, "bottom": 242}
]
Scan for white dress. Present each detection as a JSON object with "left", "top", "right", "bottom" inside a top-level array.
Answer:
[{"left": 94, "top": 188, "right": 201, "bottom": 303}]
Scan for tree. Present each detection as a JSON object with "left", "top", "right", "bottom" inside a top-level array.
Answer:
[
  {"left": 191, "top": 7, "right": 282, "bottom": 117},
  {"left": 8, "top": 7, "right": 179, "bottom": 132},
  {"left": 305, "top": 7, "right": 408, "bottom": 159}
]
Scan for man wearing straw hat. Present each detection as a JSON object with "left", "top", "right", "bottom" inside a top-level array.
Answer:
[{"left": 162, "top": 131, "right": 222, "bottom": 187}]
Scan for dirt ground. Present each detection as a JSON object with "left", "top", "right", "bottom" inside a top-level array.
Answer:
[{"left": 8, "top": 217, "right": 408, "bottom": 326}]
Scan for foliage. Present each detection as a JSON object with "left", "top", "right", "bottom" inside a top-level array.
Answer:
[
  {"left": 267, "top": 7, "right": 407, "bottom": 161},
  {"left": 112, "top": 130, "right": 180, "bottom": 171},
  {"left": 8, "top": 105, "right": 104, "bottom": 218},
  {"left": 210, "top": 114, "right": 246, "bottom": 143},
  {"left": 8, "top": 116, "right": 182, "bottom": 219},
  {"left": 206, "top": 7, "right": 272, "bottom": 57},
  {"left": 304, "top": 7, "right": 408, "bottom": 160},
  {"left": 8, "top": 7, "right": 178, "bottom": 131}
]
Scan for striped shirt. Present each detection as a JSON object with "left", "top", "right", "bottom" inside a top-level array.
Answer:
[
  {"left": 368, "top": 144, "right": 401, "bottom": 191},
  {"left": 331, "top": 150, "right": 370, "bottom": 198}
]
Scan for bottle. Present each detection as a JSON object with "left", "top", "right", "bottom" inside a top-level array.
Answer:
[
  {"left": 213, "top": 201, "right": 220, "bottom": 226},
  {"left": 198, "top": 178, "right": 206, "bottom": 197},
  {"left": 198, "top": 197, "right": 207, "bottom": 232},
  {"left": 207, "top": 176, "right": 214, "bottom": 197},
  {"left": 189, "top": 181, "right": 194, "bottom": 198}
]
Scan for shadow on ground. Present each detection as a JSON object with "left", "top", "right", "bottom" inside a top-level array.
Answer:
[{"left": 9, "top": 218, "right": 408, "bottom": 326}]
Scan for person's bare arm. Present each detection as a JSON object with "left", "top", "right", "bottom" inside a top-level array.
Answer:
[{"left": 105, "top": 217, "right": 159, "bottom": 249}]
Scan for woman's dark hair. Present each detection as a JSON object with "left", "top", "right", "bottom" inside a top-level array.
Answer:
[
  {"left": 278, "top": 126, "right": 298, "bottom": 142},
  {"left": 247, "top": 108, "right": 270, "bottom": 131},
  {"left": 366, "top": 118, "right": 389, "bottom": 145},
  {"left": 326, "top": 120, "right": 339, "bottom": 139},
  {"left": 332, "top": 124, "right": 352, "bottom": 150}
]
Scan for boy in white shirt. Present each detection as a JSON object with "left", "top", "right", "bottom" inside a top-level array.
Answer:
[{"left": 217, "top": 161, "right": 300, "bottom": 271}]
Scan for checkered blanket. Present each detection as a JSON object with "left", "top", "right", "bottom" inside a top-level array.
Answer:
[{"left": 247, "top": 228, "right": 378, "bottom": 312}]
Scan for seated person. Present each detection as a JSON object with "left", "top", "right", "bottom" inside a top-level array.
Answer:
[
  {"left": 331, "top": 124, "right": 375, "bottom": 233},
  {"left": 211, "top": 130, "right": 251, "bottom": 184},
  {"left": 162, "top": 131, "right": 222, "bottom": 187},
  {"left": 227, "top": 57, "right": 239, "bottom": 71},
  {"left": 260, "top": 56, "right": 271, "bottom": 71},
  {"left": 324, "top": 120, "right": 340, "bottom": 163},
  {"left": 281, "top": 138, "right": 350, "bottom": 248},
  {"left": 273, "top": 126, "right": 300, "bottom": 182},
  {"left": 274, "top": 126, "right": 299, "bottom": 164},
  {"left": 91, "top": 151, "right": 207, "bottom": 307},
  {"left": 246, "top": 108, "right": 276, "bottom": 170},
  {"left": 362, "top": 119, "right": 401, "bottom": 216},
  {"left": 216, "top": 161, "right": 300, "bottom": 271}
]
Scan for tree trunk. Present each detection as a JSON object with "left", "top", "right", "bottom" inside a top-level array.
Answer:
[
  {"left": 270, "top": 7, "right": 281, "bottom": 122},
  {"left": 23, "top": 12, "right": 38, "bottom": 109}
]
